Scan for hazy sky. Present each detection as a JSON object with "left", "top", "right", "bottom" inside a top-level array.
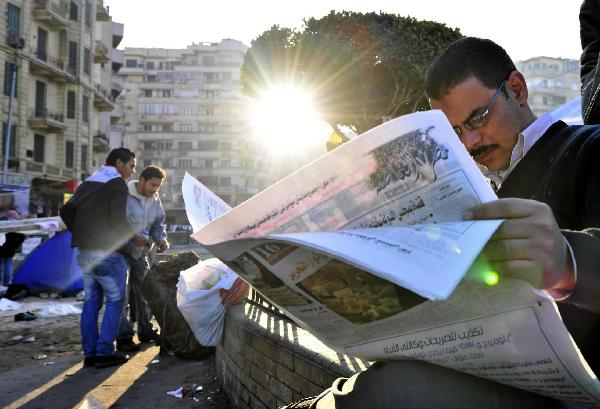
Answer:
[{"left": 105, "top": 0, "right": 583, "bottom": 62}]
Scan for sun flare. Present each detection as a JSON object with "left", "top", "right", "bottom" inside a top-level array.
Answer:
[{"left": 248, "top": 85, "right": 331, "bottom": 155}]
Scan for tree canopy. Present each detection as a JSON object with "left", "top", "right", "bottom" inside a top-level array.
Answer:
[{"left": 241, "top": 11, "right": 462, "bottom": 134}]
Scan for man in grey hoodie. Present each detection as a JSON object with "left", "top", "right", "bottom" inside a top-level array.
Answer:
[{"left": 117, "top": 166, "right": 169, "bottom": 351}]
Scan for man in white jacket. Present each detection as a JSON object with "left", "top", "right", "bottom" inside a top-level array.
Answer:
[{"left": 117, "top": 166, "right": 169, "bottom": 351}]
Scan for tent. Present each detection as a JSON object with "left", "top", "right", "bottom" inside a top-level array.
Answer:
[{"left": 12, "top": 231, "right": 83, "bottom": 295}]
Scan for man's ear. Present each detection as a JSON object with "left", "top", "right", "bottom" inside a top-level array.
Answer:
[{"left": 506, "top": 70, "right": 529, "bottom": 106}]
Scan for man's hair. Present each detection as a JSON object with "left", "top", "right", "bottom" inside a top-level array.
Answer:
[
  {"left": 425, "top": 37, "right": 516, "bottom": 100},
  {"left": 105, "top": 147, "right": 135, "bottom": 166},
  {"left": 140, "top": 166, "right": 166, "bottom": 181}
]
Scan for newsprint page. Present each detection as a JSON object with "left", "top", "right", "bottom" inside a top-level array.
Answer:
[{"left": 182, "top": 110, "right": 600, "bottom": 408}]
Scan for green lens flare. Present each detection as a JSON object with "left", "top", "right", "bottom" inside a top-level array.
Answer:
[{"left": 483, "top": 271, "right": 499, "bottom": 286}]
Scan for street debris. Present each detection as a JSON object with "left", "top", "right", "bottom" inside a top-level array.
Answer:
[
  {"left": 33, "top": 353, "right": 48, "bottom": 360},
  {"left": 0, "top": 298, "right": 21, "bottom": 311},
  {"left": 36, "top": 303, "right": 82, "bottom": 317},
  {"left": 150, "top": 359, "right": 160, "bottom": 364},
  {"left": 23, "top": 336, "right": 36, "bottom": 342}
]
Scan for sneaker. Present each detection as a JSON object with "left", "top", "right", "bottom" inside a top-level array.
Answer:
[
  {"left": 116, "top": 338, "right": 140, "bottom": 352},
  {"left": 95, "top": 354, "right": 128, "bottom": 368},
  {"left": 83, "top": 356, "right": 97, "bottom": 368}
]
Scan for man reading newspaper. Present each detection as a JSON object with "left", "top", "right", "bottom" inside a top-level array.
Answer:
[{"left": 278, "top": 37, "right": 600, "bottom": 409}]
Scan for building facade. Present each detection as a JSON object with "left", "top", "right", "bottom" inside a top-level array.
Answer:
[
  {"left": 116, "top": 40, "right": 275, "bottom": 226},
  {"left": 516, "top": 56, "right": 580, "bottom": 116},
  {"left": 0, "top": 0, "right": 123, "bottom": 217}
]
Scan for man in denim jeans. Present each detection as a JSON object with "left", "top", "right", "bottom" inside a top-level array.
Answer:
[{"left": 61, "top": 148, "right": 146, "bottom": 369}]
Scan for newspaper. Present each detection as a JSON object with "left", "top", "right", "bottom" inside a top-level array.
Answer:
[{"left": 182, "top": 110, "right": 600, "bottom": 407}]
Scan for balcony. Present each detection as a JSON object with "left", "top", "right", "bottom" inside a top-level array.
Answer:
[
  {"left": 111, "top": 49, "right": 124, "bottom": 72},
  {"left": 96, "top": 2, "right": 110, "bottom": 21},
  {"left": 111, "top": 78, "right": 122, "bottom": 99},
  {"left": 94, "top": 40, "right": 110, "bottom": 64},
  {"left": 32, "top": 0, "right": 69, "bottom": 29},
  {"left": 93, "top": 132, "right": 110, "bottom": 152},
  {"left": 112, "top": 22, "right": 124, "bottom": 48},
  {"left": 93, "top": 84, "right": 114, "bottom": 112},
  {"left": 28, "top": 109, "right": 67, "bottom": 132},
  {"left": 110, "top": 106, "right": 122, "bottom": 124},
  {"left": 29, "top": 48, "right": 74, "bottom": 83}
]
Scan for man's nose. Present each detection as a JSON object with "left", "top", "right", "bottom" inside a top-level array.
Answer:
[{"left": 460, "top": 128, "right": 483, "bottom": 151}]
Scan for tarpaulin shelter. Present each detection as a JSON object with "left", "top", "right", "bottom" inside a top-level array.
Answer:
[{"left": 11, "top": 230, "right": 82, "bottom": 295}]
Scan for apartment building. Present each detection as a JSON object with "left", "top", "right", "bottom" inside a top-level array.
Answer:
[
  {"left": 0, "top": 0, "right": 124, "bottom": 217},
  {"left": 116, "top": 40, "right": 275, "bottom": 226},
  {"left": 516, "top": 56, "right": 580, "bottom": 116}
]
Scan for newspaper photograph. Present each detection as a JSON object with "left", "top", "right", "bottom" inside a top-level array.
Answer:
[{"left": 181, "top": 109, "right": 600, "bottom": 407}]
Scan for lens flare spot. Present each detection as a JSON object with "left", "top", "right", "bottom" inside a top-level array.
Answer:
[{"left": 483, "top": 271, "right": 499, "bottom": 286}]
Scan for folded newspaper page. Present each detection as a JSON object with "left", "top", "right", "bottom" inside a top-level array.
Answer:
[{"left": 182, "top": 110, "right": 600, "bottom": 407}]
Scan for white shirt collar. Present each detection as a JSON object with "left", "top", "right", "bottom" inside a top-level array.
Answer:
[{"left": 482, "top": 111, "right": 555, "bottom": 187}]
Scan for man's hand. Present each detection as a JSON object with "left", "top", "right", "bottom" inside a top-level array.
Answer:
[
  {"left": 464, "top": 198, "right": 572, "bottom": 291},
  {"left": 156, "top": 240, "right": 169, "bottom": 253},
  {"left": 133, "top": 234, "right": 148, "bottom": 247},
  {"left": 219, "top": 278, "right": 250, "bottom": 309}
]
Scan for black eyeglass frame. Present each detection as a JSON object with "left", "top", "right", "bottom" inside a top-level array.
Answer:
[{"left": 453, "top": 81, "right": 506, "bottom": 137}]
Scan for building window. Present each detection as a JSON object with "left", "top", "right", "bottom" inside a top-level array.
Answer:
[
  {"left": 220, "top": 159, "right": 230, "bottom": 168},
  {"left": 69, "top": 1, "right": 78, "bottom": 21},
  {"left": 143, "top": 141, "right": 154, "bottom": 150},
  {"left": 143, "top": 89, "right": 152, "bottom": 97},
  {"left": 125, "top": 59, "right": 137, "bottom": 68},
  {"left": 3, "top": 62, "right": 17, "bottom": 97},
  {"left": 179, "top": 159, "right": 192, "bottom": 168},
  {"left": 202, "top": 56, "right": 215, "bottom": 67},
  {"left": 197, "top": 141, "right": 219, "bottom": 150},
  {"left": 6, "top": 3, "right": 20, "bottom": 37},
  {"left": 146, "top": 61, "right": 155, "bottom": 70},
  {"left": 66, "top": 91, "right": 76, "bottom": 119},
  {"left": 2, "top": 123, "right": 16, "bottom": 157},
  {"left": 81, "top": 144, "right": 88, "bottom": 171},
  {"left": 143, "top": 159, "right": 151, "bottom": 167},
  {"left": 220, "top": 177, "right": 231, "bottom": 187},
  {"left": 83, "top": 48, "right": 91, "bottom": 75},
  {"left": 178, "top": 141, "right": 193, "bottom": 151},
  {"left": 82, "top": 95, "right": 89, "bottom": 123},
  {"left": 68, "top": 42, "right": 78, "bottom": 73},
  {"left": 65, "top": 141, "right": 74, "bottom": 168},
  {"left": 84, "top": 1, "right": 92, "bottom": 26},
  {"left": 34, "top": 134, "right": 45, "bottom": 162}
]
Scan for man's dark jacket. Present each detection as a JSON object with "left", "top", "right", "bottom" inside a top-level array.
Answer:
[
  {"left": 498, "top": 120, "right": 600, "bottom": 373},
  {"left": 60, "top": 170, "right": 134, "bottom": 252},
  {"left": 580, "top": 0, "right": 600, "bottom": 124}
]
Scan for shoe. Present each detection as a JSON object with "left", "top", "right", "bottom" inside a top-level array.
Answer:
[
  {"left": 94, "top": 354, "right": 128, "bottom": 368},
  {"left": 14, "top": 311, "right": 37, "bottom": 321},
  {"left": 138, "top": 330, "right": 159, "bottom": 343},
  {"left": 280, "top": 396, "right": 318, "bottom": 408},
  {"left": 83, "top": 356, "right": 97, "bottom": 367},
  {"left": 116, "top": 338, "right": 140, "bottom": 352}
]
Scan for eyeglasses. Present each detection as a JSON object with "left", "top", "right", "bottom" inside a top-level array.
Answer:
[{"left": 453, "top": 81, "right": 505, "bottom": 137}]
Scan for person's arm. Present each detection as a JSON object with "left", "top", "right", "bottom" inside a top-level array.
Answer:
[
  {"left": 580, "top": 0, "right": 600, "bottom": 124},
  {"left": 59, "top": 198, "right": 77, "bottom": 232},
  {"left": 150, "top": 199, "right": 169, "bottom": 252},
  {"left": 465, "top": 199, "right": 600, "bottom": 312},
  {"left": 107, "top": 178, "right": 140, "bottom": 246}
]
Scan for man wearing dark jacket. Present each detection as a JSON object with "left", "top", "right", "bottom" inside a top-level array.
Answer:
[
  {"left": 61, "top": 147, "right": 145, "bottom": 369},
  {"left": 283, "top": 37, "right": 600, "bottom": 409},
  {"left": 580, "top": 0, "right": 600, "bottom": 124}
]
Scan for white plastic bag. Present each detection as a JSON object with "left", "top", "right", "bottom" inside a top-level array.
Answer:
[{"left": 176, "top": 258, "right": 237, "bottom": 346}]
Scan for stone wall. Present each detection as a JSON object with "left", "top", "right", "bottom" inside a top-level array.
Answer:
[{"left": 215, "top": 302, "right": 370, "bottom": 409}]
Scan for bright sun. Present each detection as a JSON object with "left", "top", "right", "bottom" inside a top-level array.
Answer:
[{"left": 248, "top": 85, "right": 332, "bottom": 156}]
